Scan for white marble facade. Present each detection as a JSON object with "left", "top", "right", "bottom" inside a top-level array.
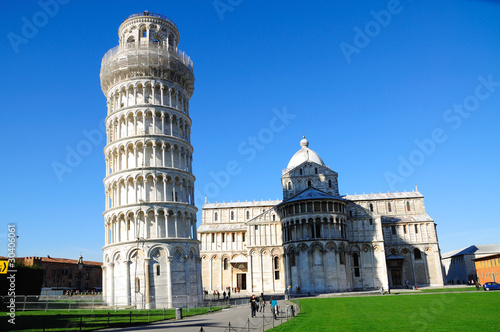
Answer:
[
  {"left": 199, "top": 137, "right": 444, "bottom": 294},
  {"left": 101, "top": 12, "right": 202, "bottom": 308}
]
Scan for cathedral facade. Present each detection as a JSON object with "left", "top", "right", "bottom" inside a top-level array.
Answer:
[{"left": 199, "top": 137, "right": 444, "bottom": 294}]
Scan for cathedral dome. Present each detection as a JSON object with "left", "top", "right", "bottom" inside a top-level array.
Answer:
[{"left": 286, "top": 137, "right": 325, "bottom": 169}]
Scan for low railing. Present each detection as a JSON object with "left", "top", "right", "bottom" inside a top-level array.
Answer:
[
  {"left": 124, "top": 12, "right": 178, "bottom": 29},
  {"left": 101, "top": 42, "right": 193, "bottom": 74}
]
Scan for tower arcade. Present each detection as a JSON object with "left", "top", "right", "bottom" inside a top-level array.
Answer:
[{"left": 100, "top": 11, "right": 202, "bottom": 308}]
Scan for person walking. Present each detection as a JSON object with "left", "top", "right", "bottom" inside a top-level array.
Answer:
[
  {"left": 249, "top": 295, "right": 257, "bottom": 317},
  {"left": 270, "top": 296, "right": 278, "bottom": 319},
  {"left": 379, "top": 285, "right": 384, "bottom": 295},
  {"left": 223, "top": 291, "right": 226, "bottom": 300},
  {"left": 259, "top": 293, "right": 266, "bottom": 312}
]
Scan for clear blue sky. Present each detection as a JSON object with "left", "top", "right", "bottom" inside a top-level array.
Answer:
[{"left": 1, "top": 0, "right": 499, "bottom": 263}]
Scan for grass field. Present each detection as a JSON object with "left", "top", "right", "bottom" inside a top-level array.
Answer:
[
  {"left": 270, "top": 292, "right": 500, "bottom": 331},
  {"left": 0, "top": 306, "right": 225, "bottom": 331},
  {"left": 419, "top": 287, "right": 478, "bottom": 293}
]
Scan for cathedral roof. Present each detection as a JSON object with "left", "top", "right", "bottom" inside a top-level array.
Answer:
[
  {"left": 441, "top": 244, "right": 500, "bottom": 259},
  {"left": 282, "top": 187, "right": 344, "bottom": 204},
  {"left": 286, "top": 137, "right": 325, "bottom": 170},
  {"left": 203, "top": 199, "right": 282, "bottom": 209},
  {"left": 380, "top": 214, "right": 433, "bottom": 223},
  {"left": 344, "top": 190, "right": 423, "bottom": 201},
  {"left": 197, "top": 223, "right": 246, "bottom": 233}
]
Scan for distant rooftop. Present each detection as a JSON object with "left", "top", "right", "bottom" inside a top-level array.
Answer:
[
  {"left": 441, "top": 244, "right": 500, "bottom": 259},
  {"left": 0, "top": 256, "right": 102, "bottom": 266}
]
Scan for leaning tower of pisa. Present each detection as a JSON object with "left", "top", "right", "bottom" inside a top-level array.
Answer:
[{"left": 100, "top": 11, "right": 202, "bottom": 309}]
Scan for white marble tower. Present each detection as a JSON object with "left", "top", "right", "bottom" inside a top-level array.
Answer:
[{"left": 100, "top": 11, "right": 202, "bottom": 308}]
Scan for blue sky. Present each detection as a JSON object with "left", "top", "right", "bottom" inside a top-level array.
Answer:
[{"left": 1, "top": 0, "right": 499, "bottom": 263}]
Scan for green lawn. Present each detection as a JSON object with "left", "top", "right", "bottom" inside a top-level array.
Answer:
[
  {"left": 0, "top": 306, "right": 226, "bottom": 331},
  {"left": 271, "top": 292, "right": 500, "bottom": 331},
  {"left": 419, "top": 287, "right": 478, "bottom": 293}
]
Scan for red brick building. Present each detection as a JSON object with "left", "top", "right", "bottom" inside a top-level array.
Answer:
[
  {"left": 21, "top": 255, "right": 102, "bottom": 291},
  {"left": 474, "top": 253, "right": 500, "bottom": 284}
]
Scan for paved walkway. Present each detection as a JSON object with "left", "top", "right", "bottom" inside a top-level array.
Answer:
[{"left": 102, "top": 302, "right": 296, "bottom": 331}]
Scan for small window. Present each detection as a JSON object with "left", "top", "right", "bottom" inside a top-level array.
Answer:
[
  {"left": 350, "top": 211, "right": 353, "bottom": 217},
  {"left": 156, "top": 265, "right": 160, "bottom": 276},
  {"left": 353, "top": 253, "right": 359, "bottom": 266},
  {"left": 391, "top": 226, "right": 396, "bottom": 235},
  {"left": 287, "top": 182, "right": 291, "bottom": 190},
  {"left": 232, "top": 233, "right": 235, "bottom": 242},
  {"left": 242, "top": 233, "right": 246, "bottom": 242},
  {"left": 308, "top": 180, "right": 312, "bottom": 187},
  {"left": 299, "top": 169, "right": 303, "bottom": 175},
  {"left": 274, "top": 270, "right": 280, "bottom": 280},
  {"left": 214, "top": 212, "right": 218, "bottom": 221},
  {"left": 211, "top": 233, "right": 215, "bottom": 243},
  {"left": 414, "top": 248, "right": 422, "bottom": 260},
  {"left": 369, "top": 219, "right": 373, "bottom": 225},
  {"left": 290, "top": 253, "right": 296, "bottom": 266},
  {"left": 223, "top": 258, "right": 228, "bottom": 270},
  {"left": 388, "top": 202, "right": 392, "bottom": 212},
  {"left": 254, "top": 225, "right": 258, "bottom": 231},
  {"left": 353, "top": 253, "right": 360, "bottom": 277},
  {"left": 339, "top": 251, "right": 346, "bottom": 265},
  {"left": 272, "top": 214, "right": 276, "bottom": 221},
  {"left": 142, "top": 30, "right": 147, "bottom": 38},
  {"left": 315, "top": 168, "right": 318, "bottom": 174},
  {"left": 231, "top": 211, "right": 234, "bottom": 220},
  {"left": 328, "top": 179, "right": 332, "bottom": 188},
  {"left": 246, "top": 211, "right": 250, "bottom": 219},
  {"left": 274, "top": 256, "right": 279, "bottom": 269},
  {"left": 415, "top": 224, "right": 419, "bottom": 234},
  {"left": 403, "top": 225, "right": 407, "bottom": 234},
  {"left": 407, "top": 201, "right": 411, "bottom": 211},
  {"left": 369, "top": 203, "right": 373, "bottom": 212},
  {"left": 222, "top": 233, "right": 225, "bottom": 242}
]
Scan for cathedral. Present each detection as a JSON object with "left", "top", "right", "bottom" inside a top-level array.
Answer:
[{"left": 199, "top": 137, "right": 444, "bottom": 294}]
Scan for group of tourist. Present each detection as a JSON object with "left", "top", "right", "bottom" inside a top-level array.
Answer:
[
  {"left": 249, "top": 293, "right": 279, "bottom": 319},
  {"left": 64, "top": 289, "right": 99, "bottom": 296},
  {"left": 203, "top": 289, "right": 232, "bottom": 301}
]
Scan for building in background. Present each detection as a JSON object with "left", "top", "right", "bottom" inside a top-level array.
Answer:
[
  {"left": 100, "top": 11, "right": 202, "bottom": 309},
  {"left": 21, "top": 255, "right": 101, "bottom": 291},
  {"left": 199, "top": 137, "right": 444, "bottom": 294},
  {"left": 441, "top": 244, "right": 500, "bottom": 284},
  {"left": 474, "top": 253, "right": 500, "bottom": 284}
]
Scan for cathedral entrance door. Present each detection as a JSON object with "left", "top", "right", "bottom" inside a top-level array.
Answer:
[
  {"left": 391, "top": 269, "right": 402, "bottom": 286},
  {"left": 237, "top": 273, "right": 247, "bottom": 290}
]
